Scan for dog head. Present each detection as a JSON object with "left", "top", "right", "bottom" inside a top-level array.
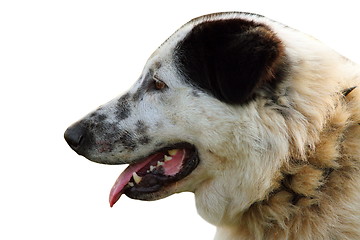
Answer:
[{"left": 65, "top": 12, "right": 321, "bottom": 225}]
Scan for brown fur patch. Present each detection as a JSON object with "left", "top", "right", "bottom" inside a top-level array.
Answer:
[{"left": 236, "top": 92, "right": 360, "bottom": 239}]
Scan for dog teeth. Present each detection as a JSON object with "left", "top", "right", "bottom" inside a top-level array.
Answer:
[
  {"left": 157, "top": 161, "right": 164, "bottom": 167},
  {"left": 149, "top": 165, "right": 156, "bottom": 172},
  {"left": 168, "top": 149, "right": 178, "bottom": 156},
  {"left": 132, "top": 172, "right": 142, "bottom": 184},
  {"left": 164, "top": 155, "right": 172, "bottom": 161},
  {"left": 128, "top": 182, "right": 134, "bottom": 187}
]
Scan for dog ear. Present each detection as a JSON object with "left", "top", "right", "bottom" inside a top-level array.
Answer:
[{"left": 175, "top": 18, "right": 285, "bottom": 104}]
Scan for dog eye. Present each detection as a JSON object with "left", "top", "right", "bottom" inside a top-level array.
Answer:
[{"left": 153, "top": 78, "right": 167, "bottom": 90}]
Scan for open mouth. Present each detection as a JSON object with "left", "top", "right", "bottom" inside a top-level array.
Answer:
[{"left": 109, "top": 143, "right": 199, "bottom": 207}]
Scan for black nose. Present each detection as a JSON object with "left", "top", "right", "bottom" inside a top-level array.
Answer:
[{"left": 64, "top": 122, "right": 87, "bottom": 152}]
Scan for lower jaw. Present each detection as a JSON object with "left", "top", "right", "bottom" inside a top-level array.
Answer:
[{"left": 124, "top": 184, "right": 173, "bottom": 201}]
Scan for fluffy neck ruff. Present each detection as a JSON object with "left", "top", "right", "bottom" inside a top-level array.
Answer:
[{"left": 221, "top": 87, "right": 360, "bottom": 240}]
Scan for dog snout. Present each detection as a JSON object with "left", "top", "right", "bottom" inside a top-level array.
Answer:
[{"left": 64, "top": 122, "right": 89, "bottom": 155}]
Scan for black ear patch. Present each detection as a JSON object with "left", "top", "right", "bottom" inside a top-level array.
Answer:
[{"left": 175, "top": 18, "right": 285, "bottom": 104}]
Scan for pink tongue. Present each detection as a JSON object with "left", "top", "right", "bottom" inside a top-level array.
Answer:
[
  {"left": 109, "top": 154, "right": 160, "bottom": 207},
  {"left": 109, "top": 149, "right": 185, "bottom": 207}
]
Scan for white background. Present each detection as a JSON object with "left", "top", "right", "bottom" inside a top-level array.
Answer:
[{"left": 1, "top": 1, "right": 359, "bottom": 239}]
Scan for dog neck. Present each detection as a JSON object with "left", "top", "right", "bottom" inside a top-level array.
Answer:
[{"left": 217, "top": 86, "right": 360, "bottom": 240}]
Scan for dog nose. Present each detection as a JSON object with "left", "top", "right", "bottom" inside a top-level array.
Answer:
[{"left": 64, "top": 123, "right": 87, "bottom": 151}]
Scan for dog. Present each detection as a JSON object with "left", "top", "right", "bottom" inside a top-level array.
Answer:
[{"left": 64, "top": 12, "right": 360, "bottom": 239}]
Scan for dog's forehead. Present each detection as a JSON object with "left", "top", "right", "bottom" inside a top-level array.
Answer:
[
  {"left": 146, "top": 13, "right": 266, "bottom": 68},
  {"left": 144, "top": 27, "right": 190, "bottom": 73},
  {"left": 142, "top": 12, "right": 278, "bottom": 87}
]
